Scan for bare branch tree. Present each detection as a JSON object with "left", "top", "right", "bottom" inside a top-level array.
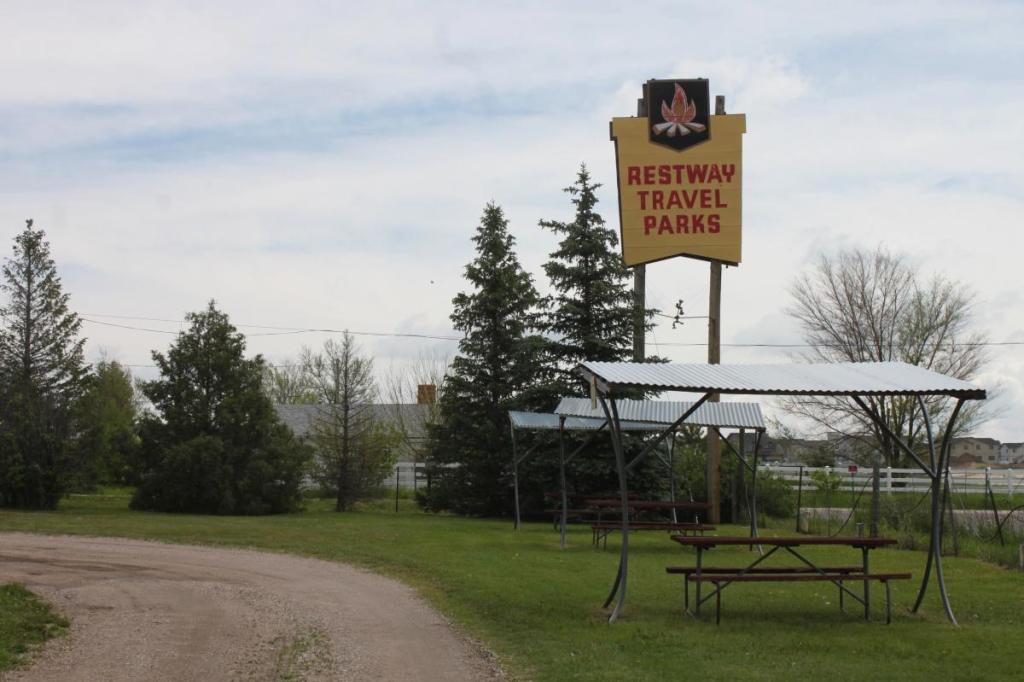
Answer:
[
  {"left": 783, "top": 246, "right": 989, "bottom": 466},
  {"left": 381, "top": 351, "right": 449, "bottom": 462},
  {"left": 262, "top": 362, "right": 315, "bottom": 404},
  {"left": 302, "top": 334, "right": 398, "bottom": 511}
]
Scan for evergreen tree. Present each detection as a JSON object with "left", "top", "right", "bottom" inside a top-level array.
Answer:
[
  {"left": 422, "top": 203, "right": 550, "bottom": 516},
  {"left": 540, "top": 164, "right": 653, "bottom": 394},
  {"left": 538, "top": 166, "right": 664, "bottom": 505},
  {"left": 0, "top": 220, "right": 86, "bottom": 509},
  {"left": 132, "top": 301, "right": 309, "bottom": 514}
]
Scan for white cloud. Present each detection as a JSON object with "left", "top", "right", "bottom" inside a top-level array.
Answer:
[{"left": 0, "top": 0, "right": 1021, "bottom": 440}]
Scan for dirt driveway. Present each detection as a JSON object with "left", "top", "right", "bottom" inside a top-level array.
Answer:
[{"left": 0, "top": 533, "right": 502, "bottom": 681}]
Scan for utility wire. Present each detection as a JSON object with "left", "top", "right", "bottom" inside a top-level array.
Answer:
[
  {"left": 80, "top": 314, "right": 1024, "bottom": 349},
  {"left": 81, "top": 317, "right": 462, "bottom": 341}
]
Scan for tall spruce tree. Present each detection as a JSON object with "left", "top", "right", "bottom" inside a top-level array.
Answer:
[
  {"left": 422, "top": 203, "right": 549, "bottom": 516},
  {"left": 540, "top": 164, "right": 652, "bottom": 394},
  {"left": 0, "top": 220, "right": 87, "bottom": 509},
  {"left": 538, "top": 166, "right": 663, "bottom": 504}
]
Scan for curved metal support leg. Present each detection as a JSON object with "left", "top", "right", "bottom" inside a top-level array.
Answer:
[
  {"left": 933, "top": 433, "right": 958, "bottom": 625},
  {"left": 599, "top": 396, "right": 630, "bottom": 623},
  {"left": 911, "top": 532, "right": 936, "bottom": 613},
  {"left": 602, "top": 560, "right": 623, "bottom": 609},
  {"left": 912, "top": 398, "right": 963, "bottom": 625}
]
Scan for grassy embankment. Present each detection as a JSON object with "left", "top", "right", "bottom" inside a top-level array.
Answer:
[
  {"left": 0, "top": 583, "right": 67, "bottom": 671},
  {"left": 1, "top": 490, "right": 1023, "bottom": 681}
]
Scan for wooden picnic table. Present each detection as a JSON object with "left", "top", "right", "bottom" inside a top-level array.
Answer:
[{"left": 669, "top": 535, "right": 907, "bottom": 623}]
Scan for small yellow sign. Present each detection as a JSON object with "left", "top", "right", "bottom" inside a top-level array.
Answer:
[{"left": 611, "top": 113, "right": 746, "bottom": 266}]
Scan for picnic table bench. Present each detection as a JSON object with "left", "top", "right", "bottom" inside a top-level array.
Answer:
[
  {"left": 584, "top": 499, "right": 711, "bottom": 524},
  {"left": 670, "top": 535, "right": 910, "bottom": 624},
  {"left": 591, "top": 521, "right": 715, "bottom": 548},
  {"left": 543, "top": 508, "right": 624, "bottom": 530},
  {"left": 580, "top": 499, "right": 714, "bottom": 547}
]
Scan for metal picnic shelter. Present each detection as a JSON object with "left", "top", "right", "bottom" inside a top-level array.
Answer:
[
  {"left": 577, "top": 360, "right": 987, "bottom": 624},
  {"left": 508, "top": 397, "right": 766, "bottom": 549}
]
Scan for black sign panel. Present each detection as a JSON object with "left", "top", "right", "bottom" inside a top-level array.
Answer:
[{"left": 646, "top": 79, "right": 710, "bottom": 152}]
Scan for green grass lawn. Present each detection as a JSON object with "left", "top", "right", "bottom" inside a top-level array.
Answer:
[
  {"left": 0, "top": 583, "right": 68, "bottom": 671},
  {"left": 2, "top": 493, "right": 1023, "bottom": 681}
]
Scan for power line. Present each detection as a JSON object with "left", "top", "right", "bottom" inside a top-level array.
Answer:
[
  {"left": 80, "top": 313, "right": 1024, "bottom": 350},
  {"left": 80, "top": 316, "right": 462, "bottom": 341}
]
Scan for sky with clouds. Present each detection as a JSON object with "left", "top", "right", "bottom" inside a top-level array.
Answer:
[{"left": 1, "top": 1, "right": 1021, "bottom": 439}]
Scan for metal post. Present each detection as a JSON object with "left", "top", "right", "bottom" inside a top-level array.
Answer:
[
  {"left": 669, "top": 432, "right": 678, "bottom": 524},
  {"left": 986, "top": 468, "right": 1005, "bottom": 546},
  {"left": 395, "top": 463, "right": 400, "bottom": 513},
  {"left": 511, "top": 425, "right": 522, "bottom": 531},
  {"left": 750, "top": 431, "right": 761, "bottom": 540},
  {"left": 796, "top": 465, "right": 804, "bottom": 533},
  {"left": 559, "top": 417, "right": 568, "bottom": 550},
  {"left": 862, "top": 546, "right": 870, "bottom": 621},
  {"left": 826, "top": 466, "right": 832, "bottom": 536},
  {"left": 871, "top": 450, "right": 881, "bottom": 537},
  {"left": 732, "top": 430, "right": 743, "bottom": 524}
]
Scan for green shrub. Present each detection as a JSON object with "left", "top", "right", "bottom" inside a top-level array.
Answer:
[
  {"left": 754, "top": 471, "right": 796, "bottom": 518},
  {"left": 132, "top": 429, "right": 309, "bottom": 515},
  {"left": 810, "top": 469, "right": 843, "bottom": 496},
  {"left": 130, "top": 302, "right": 310, "bottom": 515}
]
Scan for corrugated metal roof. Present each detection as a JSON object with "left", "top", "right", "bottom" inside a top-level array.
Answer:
[
  {"left": 555, "top": 397, "right": 765, "bottom": 430},
  {"left": 508, "top": 410, "right": 661, "bottom": 432},
  {"left": 578, "top": 361, "right": 986, "bottom": 399}
]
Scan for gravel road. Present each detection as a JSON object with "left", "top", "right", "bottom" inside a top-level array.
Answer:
[{"left": 0, "top": 533, "right": 503, "bottom": 681}]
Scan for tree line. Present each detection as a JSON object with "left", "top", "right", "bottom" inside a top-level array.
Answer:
[
  {"left": 0, "top": 164, "right": 989, "bottom": 518},
  {"left": 0, "top": 221, "right": 399, "bottom": 513},
  {"left": 418, "top": 166, "right": 989, "bottom": 518}
]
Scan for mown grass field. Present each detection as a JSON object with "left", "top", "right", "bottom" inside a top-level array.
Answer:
[{"left": 1, "top": 492, "right": 1023, "bottom": 680}]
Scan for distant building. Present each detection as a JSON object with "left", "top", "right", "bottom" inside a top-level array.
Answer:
[
  {"left": 1000, "top": 442, "right": 1024, "bottom": 465},
  {"left": 725, "top": 431, "right": 881, "bottom": 466},
  {"left": 275, "top": 384, "right": 438, "bottom": 465},
  {"left": 949, "top": 437, "right": 1001, "bottom": 466},
  {"left": 728, "top": 432, "right": 1020, "bottom": 468}
]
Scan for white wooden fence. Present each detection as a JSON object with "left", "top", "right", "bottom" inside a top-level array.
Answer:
[{"left": 766, "top": 464, "right": 1024, "bottom": 499}]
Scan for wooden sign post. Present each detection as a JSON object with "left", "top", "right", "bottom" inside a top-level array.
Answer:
[
  {"left": 613, "top": 83, "right": 745, "bottom": 525},
  {"left": 705, "top": 95, "right": 726, "bottom": 524}
]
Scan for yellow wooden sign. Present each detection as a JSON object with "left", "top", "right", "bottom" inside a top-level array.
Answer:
[{"left": 610, "top": 113, "right": 746, "bottom": 266}]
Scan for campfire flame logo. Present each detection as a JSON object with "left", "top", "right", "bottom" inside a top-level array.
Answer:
[{"left": 652, "top": 83, "right": 707, "bottom": 138}]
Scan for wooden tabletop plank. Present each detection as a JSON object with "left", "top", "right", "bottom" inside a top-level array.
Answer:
[{"left": 670, "top": 535, "right": 897, "bottom": 548}]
